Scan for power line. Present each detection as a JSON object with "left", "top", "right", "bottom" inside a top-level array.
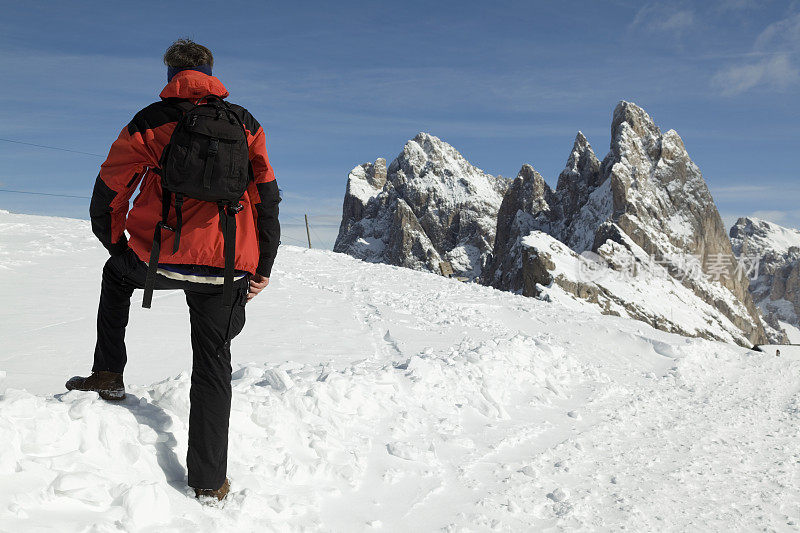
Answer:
[
  {"left": 0, "top": 188, "right": 325, "bottom": 247},
  {"left": 283, "top": 213, "right": 338, "bottom": 228},
  {"left": 0, "top": 188, "right": 90, "bottom": 199},
  {"left": 280, "top": 236, "right": 308, "bottom": 245},
  {"left": 308, "top": 223, "right": 330, "bottom": 250},
  {"left": 0, "top": 138, "right": 103, "bottom": 158}
]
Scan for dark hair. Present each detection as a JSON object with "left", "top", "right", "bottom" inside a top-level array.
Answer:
[{"left": 163, "top": 38, "right": 214, "bottom": 68}]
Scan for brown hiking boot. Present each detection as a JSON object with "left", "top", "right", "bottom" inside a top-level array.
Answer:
[
  {"left": 194, "top": 478, "right": 231, "bottom": 501},
  {"left": 65, "top": 371, "right": 126, "bottom": 401}
]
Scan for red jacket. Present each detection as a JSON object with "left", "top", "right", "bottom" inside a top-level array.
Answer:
[{"left": 89, "top": 70, "right": 280, "bottom": 276}]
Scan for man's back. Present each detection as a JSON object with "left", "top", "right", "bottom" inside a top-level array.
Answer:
[
  {"left": 90, "top": 69, "right": 280, "bottom": 278},
  {"left": 70, "top": 39, "right": 279, "bottom": 502}
]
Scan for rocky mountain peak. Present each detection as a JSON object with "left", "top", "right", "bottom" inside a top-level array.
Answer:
[
  {"left": 730, "top": 217, "right": 800, "bottom": 343},
  {"left": 611, "top": 100, "right": 661, "bottom": 147},
  {"left": 393, "top": 133, "right": 474, "bottom": 181},
  {"left": 574, "top": 130, "right": 589, "bottom": 147},
  {"left": 730, "top": 217, "right": 759, "bottom": 243},
  {"left": 411, "top": 131, "right": 450, "bottom": 155},
  {"left": 485, "top": 101, "right": 766, "bottom": 346},
  {"left": 557, "top": 132, "right": 602, "bottom": 191},
  {"left": 482, "top": 163, "right": 553, "bottom": 292},
  {"left": 335, "top": 133, "right": 509, "bottom": 279},
  {"left": 335, "top": 104, "right": 769, "bottom": 346},
  {"left": 510, "top": 164, "right": 553, "bottom": 220},
  {"left": 555, "top": 133, "right": 604, "bottom": 234},
  {"left": 603, "top": 103, "right": 764, "bottom": 343},
  {"left": 337, "top": 158, "right": 389, "bottom": 240},
  {"left": 365, "top": 158, "right": 388, "bottom": 189},
  {"left": 731, "top": 217, "right": 800, "bottom": 257},
  {"left": 517, "top": 164, "right": 553, "bottom": 207}
]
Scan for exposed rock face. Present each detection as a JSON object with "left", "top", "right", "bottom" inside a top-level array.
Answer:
[
  {"left": 334, "top": 103, "right": 769, "bottom": 346},
  {"left": 482, "top": 132, "right": 610, "bottom": 288},
  {"left": 486, "top": 164, "right": 556, "bottom": 292},
  {"left": 486, "top": 101, "right": 766, "bottom": 347},
  {"left": 334, "top": 133, "right": 509, "bottom": 278},
  {"left": 519, "top": 230, "right": 757, "bottom": 346},
  {"left": 731, "top": 217, "right": 800, "bottom": 343}
]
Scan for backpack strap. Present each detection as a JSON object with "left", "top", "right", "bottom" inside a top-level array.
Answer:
[
  {"left": 173, "top": 193, "right": 183, "bottom": 253},
  {"left": 217, "top": 201, "right": 244, "bottom": 308},
  {"left": 142, "top": 187, "right": 172, "bottom": 308},
  {"left": 143, "top": 95, "right": 245, "bottom": 310}
]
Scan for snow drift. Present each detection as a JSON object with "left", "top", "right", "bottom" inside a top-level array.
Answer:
[{"left": 2, "top": 211, "right": 800, "bottom": 531}]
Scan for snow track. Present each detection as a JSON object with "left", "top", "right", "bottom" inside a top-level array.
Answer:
[{"left": 1, "top": 211, "right": 799, "bottom": 531}]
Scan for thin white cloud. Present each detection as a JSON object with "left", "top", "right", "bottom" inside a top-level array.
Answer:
[
  {"left": 713, "top": 11, "right": 800, "bottom": 95},
  {"left": 717, "top": 0, "right": 759, "bottom": 12},
  {"left": 754, "top": 11, "right": 800, "bottom": 52},
  {"left": 749, "top": 209, "right": 794, "bottom": 225},
  {"left": 630, "top": 3, "right": 695, "bottom": 36},
  {"left": 712, "top": 183, "right": 800, "bottom": 201},
  {"left": 712, "top": 54, "right": 800, "bottom": 95},
  {"left": 659, "top": 10, "right": 695, "bottom": 31},
  {"left": 713, "top": 185, "right": 771, "bottom": 198}
]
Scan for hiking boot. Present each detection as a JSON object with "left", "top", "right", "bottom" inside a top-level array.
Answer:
[
  {"left": 194, "top": 478, "right": 230, "bottom": 501},
  {"left": 65, "top": 371, "right": 126, "bottom": 401}
]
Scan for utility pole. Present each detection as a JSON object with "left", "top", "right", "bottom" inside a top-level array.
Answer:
[{"left": 305, "top": 214, "right": 312, "bottom": 249}]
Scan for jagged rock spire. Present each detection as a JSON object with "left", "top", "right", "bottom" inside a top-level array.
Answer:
[
  {"left": 485, "top": 101, "right": 766, "bottom": 346},
  {"left": 334, "top": 133, "right": 509, "bottom": 279},
  {"left": 483, "top": 164, "right": 554, "bottom": 291}
]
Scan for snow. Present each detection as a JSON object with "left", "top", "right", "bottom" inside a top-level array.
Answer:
[
  {"left": 336, "top": 133, "right": 507, "bottom": 279},
  {"left": 736, "top": 217, "right": 800, "bottom": 257},
  {"left": 664, "top": 212, "right": 694, "bottom": 245},
  {"left": 521, "top": 230, "right": 753, "bottom": 346},
  {"left": 758, "top": 344, "right": 800, "bottom": 358},
  {"left": 779, "top": 321, "right": 800, "bottom": 344},
  {"left": 731, "top": 216, "right": 800, "bottom": 342},
  {"left": 399, "top": 133, "right": 504, "bottom": 212},
  {"left": 346, "top": 164, "right": 382, "bottom": 205},
  {"left": 2, "top": 211, "right": 800, "bottom": 531},
  {"left": 443, "top": 243, "right": 481, "bottom": 278},
  {"left": 563, "top": 179, "right": 613, "bottom": 253}
]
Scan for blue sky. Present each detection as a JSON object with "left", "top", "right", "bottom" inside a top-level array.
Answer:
[{"left": 1, "top": 0, "right": 798, "bottom": 248}]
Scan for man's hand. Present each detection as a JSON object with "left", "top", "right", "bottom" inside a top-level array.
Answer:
[{"left": 248, "top": 273, "right": 270, "bottom": 301}]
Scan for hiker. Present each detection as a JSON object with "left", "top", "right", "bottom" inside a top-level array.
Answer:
[{"left": 65, "top": 39, "right": 280, "bottom": 501}]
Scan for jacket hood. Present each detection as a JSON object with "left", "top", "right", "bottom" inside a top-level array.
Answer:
[{"left": 159, "top": 69, "right": 229, "bottom": 100}]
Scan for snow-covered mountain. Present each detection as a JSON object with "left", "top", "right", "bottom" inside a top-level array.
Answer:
[
  {"left": 335, "top": 104, "right": 767, "bottom": 346},
  {"left": 731, "top": 217, "right": 800, "bottom": 343},
  {"left": 484, "top": 101, "right": 766, "bottom": 347},
  {"left": 2, "top": 210, "right": 799, "bottom": 531},
  {"left": 334, "top": 133, "right": 509, "bottom": 278},
  {"left": 483, "top": 133, "right": 608, "bottom": 293}
]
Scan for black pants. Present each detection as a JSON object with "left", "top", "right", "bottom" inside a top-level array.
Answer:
[{"left": 93, "top": 248, "right": 248, "bottom": 489}]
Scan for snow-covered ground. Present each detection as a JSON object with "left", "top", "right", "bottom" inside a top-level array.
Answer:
[
  {"left": 520, "top": 230, "right": 756, "bottom": 346},
  {"left": 1, "top": 210, "right": 800, "bottom": 532}
]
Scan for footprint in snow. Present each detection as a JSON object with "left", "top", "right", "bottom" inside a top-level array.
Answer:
[{"left": 546, "top": 487, "right": 569, "bottom": 502}]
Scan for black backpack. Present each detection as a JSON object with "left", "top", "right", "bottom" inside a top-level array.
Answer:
[{"left": 142, "top": 95, "right": 252, "bottom": 309}]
